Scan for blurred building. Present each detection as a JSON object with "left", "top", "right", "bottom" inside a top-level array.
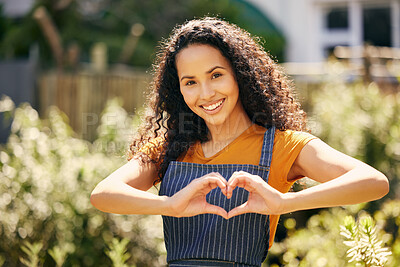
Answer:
[
  {"left": 248, "top": 0, "right": 400, "bottom": 62},
  {"left": 0, "top": 0, "right": 35, "bottom": 17},
  {"left": 0, "top": 0, "right": 37, "bottom": 143}
]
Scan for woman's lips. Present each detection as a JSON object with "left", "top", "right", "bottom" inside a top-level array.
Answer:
[{"left": 200, "top": 98, "right": 225, "bottom": 114}]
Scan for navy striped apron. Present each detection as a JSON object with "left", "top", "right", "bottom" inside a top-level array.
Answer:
[{"left": 159, "top": 126, "right": 275, "bottom": 267}]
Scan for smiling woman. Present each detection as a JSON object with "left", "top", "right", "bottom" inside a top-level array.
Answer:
[
  {"left": 176, "top": 44, "right": 251, "bottom": 149},
  {"left": 90, "top": 17, "right": 389, "bottom": 266}
]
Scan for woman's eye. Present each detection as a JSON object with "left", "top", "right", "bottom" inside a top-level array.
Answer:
[
  {"left": 185, "top": 80, "right": 196, "bottom": 86},
  {"left": 212, "top": 73, "right": 222, "bottom": 79}
]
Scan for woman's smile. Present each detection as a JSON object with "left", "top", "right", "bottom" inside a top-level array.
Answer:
[{"left": 200, "top": 98, "right": 225, "bottom": 113}]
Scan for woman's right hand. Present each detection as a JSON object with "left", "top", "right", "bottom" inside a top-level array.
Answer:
[{"left": 165, "top": 172, "right": 228, "bottom": 219}]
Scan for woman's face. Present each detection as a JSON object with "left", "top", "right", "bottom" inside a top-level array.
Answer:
[{"left": 176, "top": 44, "right": 248, "bottom": 130}]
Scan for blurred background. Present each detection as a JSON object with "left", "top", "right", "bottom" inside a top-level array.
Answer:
[{"left": 0, "top": 0, "right": 399, "bottom": 266}]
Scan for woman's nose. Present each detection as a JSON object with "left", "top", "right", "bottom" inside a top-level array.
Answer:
[{"left": 199, "top": 82, "right": 216, "bottom": 100}]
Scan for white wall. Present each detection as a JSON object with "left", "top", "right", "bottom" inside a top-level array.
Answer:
[
  {"left": 248, "top": 0, "right": 324, "bottom": 62},
  {"left": 0, "top": 0, "right": 35, "bottom": 18},
  {"left": 248, "top": 0, "right": 400, "bottom": 62}
]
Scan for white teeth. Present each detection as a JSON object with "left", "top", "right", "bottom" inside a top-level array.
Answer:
[{"left": 202, "top": 99, "right": 224, "bottom": 111}]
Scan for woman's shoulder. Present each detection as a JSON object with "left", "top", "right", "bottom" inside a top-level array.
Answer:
[
  {"left": 269, "top": 129, "right": 318, "bottom": 185},
  {"left": 275, "top": 129, "right": 317, "bottom": 146}
]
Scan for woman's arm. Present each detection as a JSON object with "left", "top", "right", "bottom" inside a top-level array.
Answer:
[
  {"left": 90, "top": 158, "right": 229, "bottom": 218},
  {"left": 282, "top": 138, "right": 389, "bottom": 213},
  {"left": 225, "top": 139, "right": 389, "bottom": 217},
  {"left": 90, "top": 158, "right": 170, "bottom": 215}
]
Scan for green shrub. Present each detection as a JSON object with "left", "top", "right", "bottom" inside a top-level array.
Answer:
[
  {"left": 341, "top": 215, "right": 391, "bottom": 266},
  {"left": 19, "top": 241, "right": 43, "bottom": 267},
  {"left": 266, "top": 77, "right": 399, "bottom": 266},
  {"left": 105, "top": 237, "right": 133, "bottom": 267},
  {"left": 309, "top": 81, "right": 400, "bottom": 195},
  {"left": 0, "top": 96, "right": 165, "bottom": 266}
]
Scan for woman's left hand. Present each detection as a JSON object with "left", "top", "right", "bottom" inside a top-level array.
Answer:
[{"left": 226, "top": 171, "right": 285, "bottom": 218}]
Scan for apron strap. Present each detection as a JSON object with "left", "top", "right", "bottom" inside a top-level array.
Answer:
[{"left": 259, "top": 126, "right": 276, "bottom": 168}]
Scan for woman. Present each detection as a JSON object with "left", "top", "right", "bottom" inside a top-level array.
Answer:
[{"left": 90, "top": 17, "right": 389, "bottom": 266}]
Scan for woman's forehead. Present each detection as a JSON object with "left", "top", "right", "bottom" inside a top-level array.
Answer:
[{"left": 175, "top": 44, "right": 230, "bottom": 76}]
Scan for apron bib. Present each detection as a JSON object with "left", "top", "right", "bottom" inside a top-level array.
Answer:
[{"left": 159, "top": 126, "right": 275, "bottom": 266}]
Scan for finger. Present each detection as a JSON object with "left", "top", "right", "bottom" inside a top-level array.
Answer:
[
  {"left": 226, "top": 172, "right": 239, "bottom": 198},
  {"left": 227, "top": 202, "right": 250, "bottom": 218},
  {"left": 227, "top": 171, "right": 239, "bottom": 183},
  {"left": 201, "top": 172, "right": 227, "bottom": 185},
  {"left": 214, "top": 172, "right": 228, "bottom": 184},
  {"left": 206, "top": 172, "right": 228, "bottom": 192},
  {"left": 227, "top": 175, "right": 250, "bottom": 198},
  {"left": 211, "top": 172, "right": 228, "bottom": 196},
  {"left": 203, "top": 203, "right": 228, "bottom": 219},
  {"left": 227, "top": 171, "right": 251, "bottom": 184},
  {"left": 197, "top": 176, "right": 226, "bottom": 194},
  {"left": 227, "top": 174, "right": 262, "bottom": 198},
  {"left": 209, "top": 176, "right": 227, "bottom": 191}
]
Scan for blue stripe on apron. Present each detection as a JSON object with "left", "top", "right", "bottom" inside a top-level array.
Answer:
[{"left": 159, "top": 126, "right": 275, "bottom": 266}]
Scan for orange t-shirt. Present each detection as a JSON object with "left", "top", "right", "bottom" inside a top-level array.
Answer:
[{"left": 140, "top": 124, "right": 317, "bottom": 248}]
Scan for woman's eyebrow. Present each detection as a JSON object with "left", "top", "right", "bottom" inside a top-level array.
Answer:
[
  {"left": 181, "top": 75, "right": 194, "bottom": 81},
  {"left": 180, "top": 66, "right": 226, "bottom": 81},
  {"left": 206, "top": 66, "right": 226, "bottom": 73}
]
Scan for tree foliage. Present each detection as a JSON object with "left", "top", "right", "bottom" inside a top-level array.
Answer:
[{"left": 0, "top": 0, "right": 285, "bottom": 68}]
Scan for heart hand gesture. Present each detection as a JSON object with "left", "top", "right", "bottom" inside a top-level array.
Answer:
[
  {"left": 226, "top": 171, "right": 284, "bottom": 218},
  {"left": 165, "top": 170, "right": 285, "bottom": 219},
  {"left": 166, "top": 172, "right": 229, "bottom": 219}
]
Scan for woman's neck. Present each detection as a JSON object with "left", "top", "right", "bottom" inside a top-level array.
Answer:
[{"left": 206, "top": 114, "right": 253, "bottom": 145}]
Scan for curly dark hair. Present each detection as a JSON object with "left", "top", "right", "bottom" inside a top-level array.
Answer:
[{"left": 128, "top": 17, "right": 307, "bottom": 184}]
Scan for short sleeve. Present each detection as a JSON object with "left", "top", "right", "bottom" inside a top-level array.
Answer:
[
  {"left": 270, "top": 130, "right": 318, "bottom": 190},
  {"left": 267, "top": 130, "right": 317, "bottom": 248}
]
